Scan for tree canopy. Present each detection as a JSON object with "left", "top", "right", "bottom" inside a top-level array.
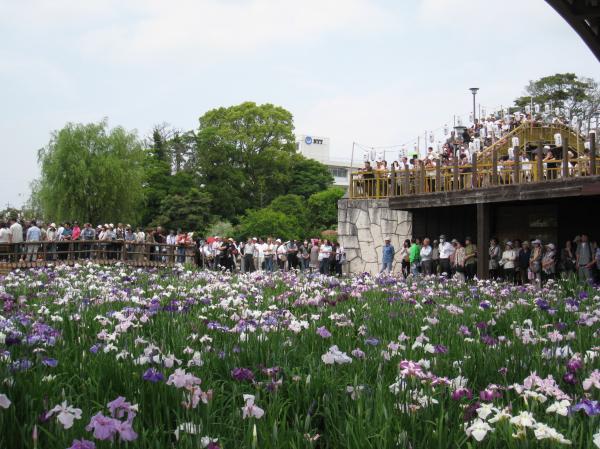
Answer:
[
  {"left": 196, "top": 102, "right": 297, "bottom": 222},
  {"left": 514, "top": 73, "right": 600, "bottom": 124},
  {"left": 37, "top": 120, "right": 145, "bottom": 224}
]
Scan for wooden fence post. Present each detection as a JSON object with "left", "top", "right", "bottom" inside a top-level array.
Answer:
[
  {"left": 471, "top": 153, "right": 478, "bottom": 189},
  {"left": 590, "top": 132, "right": 596, "bottom": 176},
  {"left": 435, "top": 159, "right": 441, "bottom": 192},
  {"left": 390, "top": 165, "right": 396, "bottom": 196},
  {"left": 453, "top": 157, "right": 459, "bottom": 190},
  {"left": 562, "top": 136, "right": 569, "bottom": 178},
  {"left": 513, "top": 146, "right": 520, "bottom": 184},
  {"left": 404, "top": 165, "right": 410, "bottom": 195},
  {"left": 491, "top": 149, "right": 498, "bottom": 185},
  {"left": 536, "top": 142, "right": 544, "bottom": 182}
]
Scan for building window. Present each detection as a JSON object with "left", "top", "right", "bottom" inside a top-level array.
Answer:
[{"left": 329, "top": 167, "right": 348, "bottom": 178}]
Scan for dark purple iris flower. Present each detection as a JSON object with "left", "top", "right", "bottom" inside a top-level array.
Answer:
[
  {"left": 570, "top": 399, "right": 600, "bottom": 416},
  {"left": 434, "top": 344, "right": 448, "bottom": 354},
  {"left": 231, "top": 367, "right": 254, "bottom": 381},
  {"left": 142, "top": 368, "right": 164, "bottom": 383},
  {"left": 563, "top": 372, "right": 577, "bottom": 385},
  {"left": 68, "top": 439, "right": 96, "bottom": 449},
  {"left": 566, "top": 358, "right": 583, "bottom": 373}
]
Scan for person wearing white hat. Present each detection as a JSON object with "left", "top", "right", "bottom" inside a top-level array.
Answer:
[
  {"left": 529, "top": 239, "right": 543, "bottom": 287},
  {"left": 381, "top": 237, "right": 395, "bottom": 274},
  {"left": 542, "top": 243, "right": 557, "bottom": 282}
]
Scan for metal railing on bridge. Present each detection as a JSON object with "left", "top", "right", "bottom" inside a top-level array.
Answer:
[
  {"left": 0, "top": 240, "right": 198, "bottom": 271},
  {"left": 350, "top": 139, "right": 599, "bottom": 199}
]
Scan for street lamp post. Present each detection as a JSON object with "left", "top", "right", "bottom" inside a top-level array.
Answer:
[{"left": 469, "top": 88, "right": 479, "bottom": 126}]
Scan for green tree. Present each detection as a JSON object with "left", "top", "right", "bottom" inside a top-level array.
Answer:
[
  {"left": 237, "top": 208, "right": 301, "bottom": 241},
  {"left": 306, "top": 187, "right": 346, "bottom": 234},
  {"left": 514, "top": 73, "right": 600, "bottom": 123},
  {"left": 268, "top": 194, "right": 308, "bottom": 230},
  {"left": 195, "top": 102, "right": 296, "bottom": 222},
  {"left": 36, "top": 120, "right": 145, "bottom": 224},
  {"left": 286, "top": 155, "right": 333, "bottom": 198},
  {"left": 153, "top": 187, "right": 212, "bottom": 232}
]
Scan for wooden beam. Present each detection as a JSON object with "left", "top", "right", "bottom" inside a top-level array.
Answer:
[
  {"left": 562, "top": 136, "right": 570, "bottom": 178},
  {"left": 477, "top": 203, "right": 490, "bottom": 280}
]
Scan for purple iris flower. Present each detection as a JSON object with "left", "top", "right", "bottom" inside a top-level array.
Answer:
[
  {"left": 68, "top": 439, "right": 96, "bottom": 449},
  {"left": 434, "top": 344, "right": 448, "bottom": 354},
  {"left": 231, "top": 367, "right": 254, "bottom": 381},
  {"left": 566, "top": 358, "right": 583, "bottom": 373},
  {"left": 570, "top": 399, "right": 600, "bottom": 416},
  {"left": 142, "top": 368, "right": 164, "bottom": 383},
  {"left": 316, "top": 327, "right": 332, "bottom": 338},
  {"left": 364, "top": 337, "right": 379, "bottom": 346},
  {"left": 42, "top": 358, "right": 58, "bottom": 368},
  {"left": 562, "top": 372, "right": 577, "bottom": 385}
]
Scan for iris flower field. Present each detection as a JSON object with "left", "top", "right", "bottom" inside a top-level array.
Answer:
[{"left": 1, "top": 264, "right": 600, "bottom": 448}]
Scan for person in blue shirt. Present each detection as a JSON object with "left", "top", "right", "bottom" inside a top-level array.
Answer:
[{"left": 381, "top": 237, "right": 395, "bottom": 274}]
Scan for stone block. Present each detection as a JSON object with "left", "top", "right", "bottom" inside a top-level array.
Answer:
[
  {"left": 341, "top": 236, "right": 359, "bottom": 249},
  {"left": 355, "top": 210, "right": 371, "bottom": 229},
  {"left": 357, "top": 227, "right": 372, "bottom": 243}
]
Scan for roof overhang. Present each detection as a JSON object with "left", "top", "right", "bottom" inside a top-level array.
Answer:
[{"left": 546, "top": 0, "right": 600, "bottom": 61}]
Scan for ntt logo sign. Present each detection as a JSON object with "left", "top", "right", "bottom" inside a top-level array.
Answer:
[{"left": 304, "top": 136, "right": 323, "bottom": 145}]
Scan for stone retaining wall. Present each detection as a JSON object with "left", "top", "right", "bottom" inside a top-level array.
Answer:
[{"left": 337, "top": 198, "right": 412, "bottom": 274}]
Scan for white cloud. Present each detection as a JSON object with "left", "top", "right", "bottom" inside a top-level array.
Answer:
[{"left": 69, "top": 0, "right": 392, "bottom": 62}]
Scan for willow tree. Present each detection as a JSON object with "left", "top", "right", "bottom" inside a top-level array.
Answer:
[{"left": 36, "top": 120, "right": 145, "bottom": 224}]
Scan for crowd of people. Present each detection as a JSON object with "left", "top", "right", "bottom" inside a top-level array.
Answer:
[
  {"left": 0, "top": 217, "right": 348, "bottom": 276},
  {"left": 356, "top": 115, "right": 595, "bottom": 196},
  {"left": 0, "top": 219, "right": 196, "bottom": 263},
  {"left": 380, "top": 233, "right": 600, "bottom": 286},
  {"left": 199, "top": 237, "right": 346, "bottom": 275}
]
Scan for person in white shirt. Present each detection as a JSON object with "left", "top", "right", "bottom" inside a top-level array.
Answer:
[
  {"left": 0, "top": 222, "right": 10, "bottom": 262},
  {"left": 276, "top": 239, "right": 287, "bottom": 271},
  {"left": 264, "top": 238, "right": 275, "bottom": 272},
  {"left": 438, "top": 235, "right": 455, "bottom": 275},
  {"left": 9, "top": 218, "right": 23, "bottom": 261},
  {"left": 256, "top": 238, "right": 266, "bottom": 271},
  {"left": 420, "top": 238, "right": 433, "bottom": 275},
  {"left": 25, "top": 220, "right": 42, "bottom": 262},
  {"left": 318, "top": 240, "right": 332, "bottom": 275},
  {"left": 499, "top": 241, "right": 517, "bottom": 284}
]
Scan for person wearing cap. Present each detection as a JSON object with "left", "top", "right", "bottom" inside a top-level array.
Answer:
[
  {"left": 500, "top": 241, "right": 517, "bottom": 284},
  {"left": 542, "top": 243, "right": 557, "bottom": 282},
  {"left": 464, "top": 236, "right": 477, "bottom": 281},
  {"left": 438, "top": 235, "right": 454, "bottom": 276},
  {"left": 276, "top": 239, "right": 287, "bottom": 271},
  {"left": 380, "top": 237, "right": 395, "bottom": 274},
  {"left": 529, "top": 239, "right": 543, "bottom": 287}
]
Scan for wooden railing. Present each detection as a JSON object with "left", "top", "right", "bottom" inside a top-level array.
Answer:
[
  {"left": 0, "top": 240, "right": 198, "bottom": 271},
  {"left": 479, "top": 122, "right": 586, "bottom": 160},
  {"left": 350, "top": 137, "right": 599, "bottom": 199}
]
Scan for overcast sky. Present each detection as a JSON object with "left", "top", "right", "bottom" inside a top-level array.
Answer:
[{"left": 1, "top": 0, "right": 597, "bottom": 207}]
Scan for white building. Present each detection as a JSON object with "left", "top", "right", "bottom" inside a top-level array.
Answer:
[{"left": 296, "top": 135, "right": 353, "bottom": 189}]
